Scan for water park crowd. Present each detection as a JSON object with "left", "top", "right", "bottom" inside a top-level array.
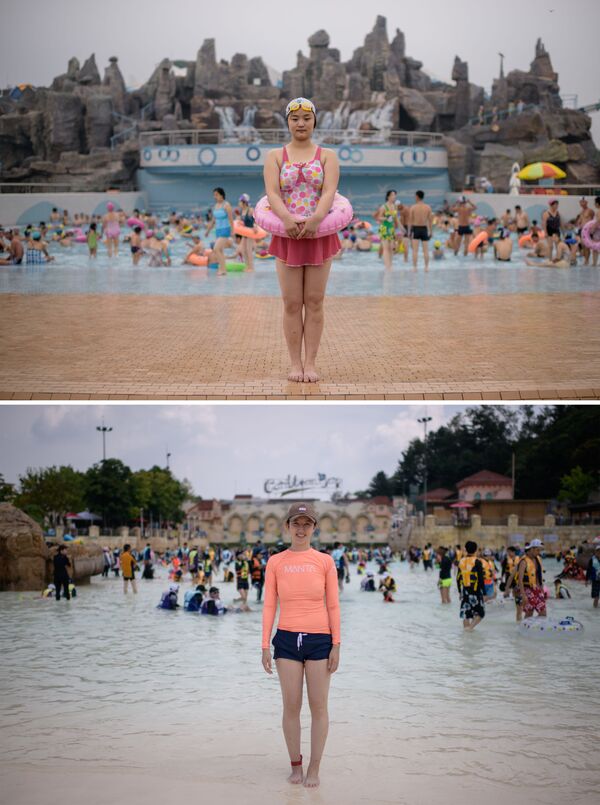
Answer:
[
  {"left": 45, "top": 537, "right": 600, "bottom": 626},
  {"left": 3, "top": 191, "right": 599, "bottom": 273}
]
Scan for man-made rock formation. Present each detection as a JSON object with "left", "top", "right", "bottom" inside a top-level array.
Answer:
[
  {"left": 0, "top": 503, "right": 106, "bottom": 591},
  {"left": 0, "top": 19, "right": 597, "bottom": 191},
  {"left": 0, "top": 503, "right": 47, "bottom": 591}
]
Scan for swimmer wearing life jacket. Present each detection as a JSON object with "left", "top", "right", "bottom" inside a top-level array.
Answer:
[
  {"left": 379, "top": 575, "right": 397, "bottom": 601},
  {"left": 481, "top": 549, "right": 497, "bottom": 600},
  {"left": 457, "top": 541, "right": 485, "bottom": 630},
  {"left": 516, "top": 539, "right": 546, "bottom": 619},
  {"left": 158, "top": 584, "right": 180, "bottom": 610}
]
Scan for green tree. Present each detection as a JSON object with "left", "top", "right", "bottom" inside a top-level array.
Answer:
[
  {"left": 14, "top": 465, "right": 86, "bottom": 525},
  {"left": 130, "top": 466, "right": 188, "bottom": 525},
  {"left": 558, "top": 466, "right": 598, "bottom": 504},
  {"left": 0, "top": 473, "right": 15, "bottom": 503},
  {"left": 84, "top": 459, "right": 135, "bottom": 528}
]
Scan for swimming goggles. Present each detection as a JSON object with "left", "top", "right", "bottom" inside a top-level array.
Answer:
[{"left": 286, "top": 98, "right": 316, "bottom": 116}]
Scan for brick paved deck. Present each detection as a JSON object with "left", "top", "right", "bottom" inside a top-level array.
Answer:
[{"left": 1, "top": 293, "right": 599, "bottom": 400}]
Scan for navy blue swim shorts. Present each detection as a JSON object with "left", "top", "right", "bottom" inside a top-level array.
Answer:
[{"left": 272, "top": 629, "right": 333, "bottom": 663}]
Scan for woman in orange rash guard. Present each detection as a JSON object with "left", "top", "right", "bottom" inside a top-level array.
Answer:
[{"left": 261, "top": 501, "right": 340, "bottom": 790}]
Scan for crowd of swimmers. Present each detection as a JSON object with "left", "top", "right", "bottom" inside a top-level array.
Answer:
[
  {"left": 346, "top": 192, "right": 600, "bottom": 271},
  {"left": 45, "top": 537, "right": 600, "bottom": 621},
  {"left": 4, "top": 192, "right": 599, "bottom": 273}
]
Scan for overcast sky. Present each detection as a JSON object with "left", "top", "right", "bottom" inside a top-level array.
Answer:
[
  {"left": 0, "top": 404, "right": 472, "bottom": 498},
  {"left": 2, "top": 0, "right": 599, "bottom": 142}
]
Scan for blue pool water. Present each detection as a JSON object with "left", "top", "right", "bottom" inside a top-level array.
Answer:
[{"left": 1, "top": 238, "right": 599, "bottom": 297}]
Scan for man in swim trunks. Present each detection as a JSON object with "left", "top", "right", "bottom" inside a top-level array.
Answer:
[
  {"left": 0, "top": 230, "right": 24, "bottom": 265},
  {"left": 452, "top": 196, "right": 476, "bottom": 256},
  {"left": 457, "top": 540, "right": 485, "bottom": 630},
  {"left": 517, "top": 539, "right": 546, "bottom": 618},
  {"left": 408, "top": 190, "right": 433, "bottom": 271},
  {"left": 514, "top": 206, "right": 530, "bottom": 235},
  {"left": 120, "top": 543, "right": 138, "bottom": 594},
  {"left": 526, "top": 232, "right": 552, "bottom": 260},
  {"left": 494, "top": 229, "right": 513, "bottom": 262}
]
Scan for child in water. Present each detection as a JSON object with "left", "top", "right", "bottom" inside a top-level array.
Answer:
[
  {"left": 432, "top": 240, "right": 444, "bottom": 260},
  {"left": 158, "top": 584, "right": 180, "bottom": 610},
  {"left": 201, "top": 586, "right": 227, "bottom": 615},
  {"left": 379, "top": 575, "right": 397, "bottom": 602}
]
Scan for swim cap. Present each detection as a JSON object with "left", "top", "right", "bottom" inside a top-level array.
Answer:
[
  {"left": 32, "top": 232, "right": 41, "bottom": 240},
  {"left": 434, "top": 240, "right": 441, "bottom": 248},
  {"left": 106, "top": 202, "right": 114, "bottom": 211},
  {"left": 169, "top": 584, "right": 179, "bottom": 592},
  {"left": 239, "top": 193, "right": 250, "bottom": 203},
  {"left": 154, "top": 231, "right": 164, "bottom": 240},
  {"left": 285, "top": 97, "right": 317, "bottom": 118}
]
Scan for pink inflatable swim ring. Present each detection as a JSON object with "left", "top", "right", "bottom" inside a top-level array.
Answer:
[
  {"left": 254, "top": 192, "right": 353, "bottom": 238},
  {"left": 127, "top": 217, "right": 145, "bottom": 229},
  {"left": 73, "top": 229, "right": 87, "bottom": 243},
  {"left": 582, "top": 220, "right": 600, "bottom": 252}
]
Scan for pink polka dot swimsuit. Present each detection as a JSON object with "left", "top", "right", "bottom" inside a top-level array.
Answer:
[
  {"left": 279, "top": 146, "right": 324, "bottom": 219},
  {"left": 268, "top": 144, "right": 341, "bottom": 267}
]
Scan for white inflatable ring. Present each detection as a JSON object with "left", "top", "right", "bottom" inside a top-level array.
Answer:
[{"left": 517, "top": 615, "right": 583, "bottom": 636}]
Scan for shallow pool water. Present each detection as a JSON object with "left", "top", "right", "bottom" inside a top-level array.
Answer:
[
  {"left": 1, "top": 237, "right": 599, "bottom": 297},
  {"left": 0, "top": 557, "right": 598, "bottom": 805}
]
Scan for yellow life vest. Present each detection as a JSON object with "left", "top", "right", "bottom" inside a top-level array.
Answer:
[
  {"left": 520, "top": 555, "right": 542, "bottom": 588},
  {"left": 455, "top": 549, "right": 463, "bottom": 563},
  {"left": 423, "top": 549, "right": 431, "bottom": 561},
  {"left": 505, "top": 555, "right": 518, "bottom": 575},
  {"left": 482, "top": 558, "right": 495, "bottom": 584},
  {"left": 458, "top": 556, "right": 480, "bottom": 591}
]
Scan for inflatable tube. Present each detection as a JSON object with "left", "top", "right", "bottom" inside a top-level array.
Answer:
[
  {"left": 519, "top": 231, "right": 546, "bottom": 248},
  {"left": 208, "top": 261, "right": 246, "bottom": 272},
  {"left": 74, "top": 234, "right": 87, "bottom": 243},
  {"left": 255, "top": 252, "right": 274, "bottom": 260},
  {"left": 127, "top": 217, "right": 145, "bottom": 229},
  {"left": 582, "top": 220, "right": 600, "bottom": 252},
  {"left": 254, "top": 192, "right": 353, "bottom": 238},
  {"left": 187, "top": 253, "right": 209, "bottom": 266},
  {"left": 357, "top": 220, "right": 372, "bottom": 230},
  {"left": 233, "top": 220, "right": 268, "bottom": 240},
  {"left": 467, "top": 231, "right": 489, "bottom": 253},
  {"left": 517, "top": 616, "right": 583, "bottom": 637}
]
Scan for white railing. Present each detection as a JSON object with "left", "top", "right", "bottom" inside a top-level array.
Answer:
[{"left": 139, "top": 128, "right": 445, "bottom": 148}]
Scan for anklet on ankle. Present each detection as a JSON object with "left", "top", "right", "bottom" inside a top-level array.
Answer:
[{"left": 291, "top": 755, "right": 302, "bottom": 767}]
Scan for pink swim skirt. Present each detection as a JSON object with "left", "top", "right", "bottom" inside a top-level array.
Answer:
[{"left": 268, "top": 233, "right": 340, "bottom": 267}]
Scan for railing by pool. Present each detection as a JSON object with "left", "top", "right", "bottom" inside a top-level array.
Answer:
[{"left": 139, "top": 128, "right": 446, "bottom": 148}]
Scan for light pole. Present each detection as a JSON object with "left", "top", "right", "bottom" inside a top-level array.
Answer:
[
  {"left": 417, "top": 416, "right": 432, "bottom": 521},
  {"left": 166, "top": 449, "right": 171, "bottom": 470},
  {"left": 96, "top": 418, "right": 113, "bottom": 462}
]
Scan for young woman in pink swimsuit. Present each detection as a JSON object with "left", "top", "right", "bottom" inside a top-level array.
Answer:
[
  {"left": 261, "top": 501, "right": 340, "bottom": 789},
  {"left": 263, "top": 98, "right": 341, "bottom": 383},
  {"left": 102, "top": 202, "right": 121, "bottom": 258}
]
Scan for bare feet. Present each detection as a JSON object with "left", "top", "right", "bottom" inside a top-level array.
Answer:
[
  {"left": 303, "top": 762, "right": 320, "bottom": 788},
  {"left": 288, "top": 365, "right": 304, "bottom": 382},
  {"left": 288, "top": 761, "right": 303, "bottom": 785},
  {"left": 303, "top": 366, "right": 319, "bottom": 383}
]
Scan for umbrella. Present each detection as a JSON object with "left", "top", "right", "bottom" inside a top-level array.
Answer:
[
  {"left": 76, "top": 510, "right": 102, "bottom": 521},
  {"left": 449, "top": 502, "right": 474, "bottom": 509},
  {"left": 517, "top": 162, "right": 566, "bottom": 181}
]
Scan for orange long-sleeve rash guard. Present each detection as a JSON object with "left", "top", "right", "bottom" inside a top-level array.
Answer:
[{"left": 261, "top": 548, "right": 341, "bottom": 649}]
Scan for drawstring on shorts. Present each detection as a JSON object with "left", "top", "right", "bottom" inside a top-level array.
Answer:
[{"left": 297, "top": 632, "right": 308, "bottom": 651}]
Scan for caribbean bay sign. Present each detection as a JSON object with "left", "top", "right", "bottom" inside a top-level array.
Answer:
[{"left": 264, "top": 474, "right": 343, "bottom": 497}]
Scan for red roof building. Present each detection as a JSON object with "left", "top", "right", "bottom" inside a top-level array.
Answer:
[{"left": 456, "top": 470, "right": 513, "bottom": 502}]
